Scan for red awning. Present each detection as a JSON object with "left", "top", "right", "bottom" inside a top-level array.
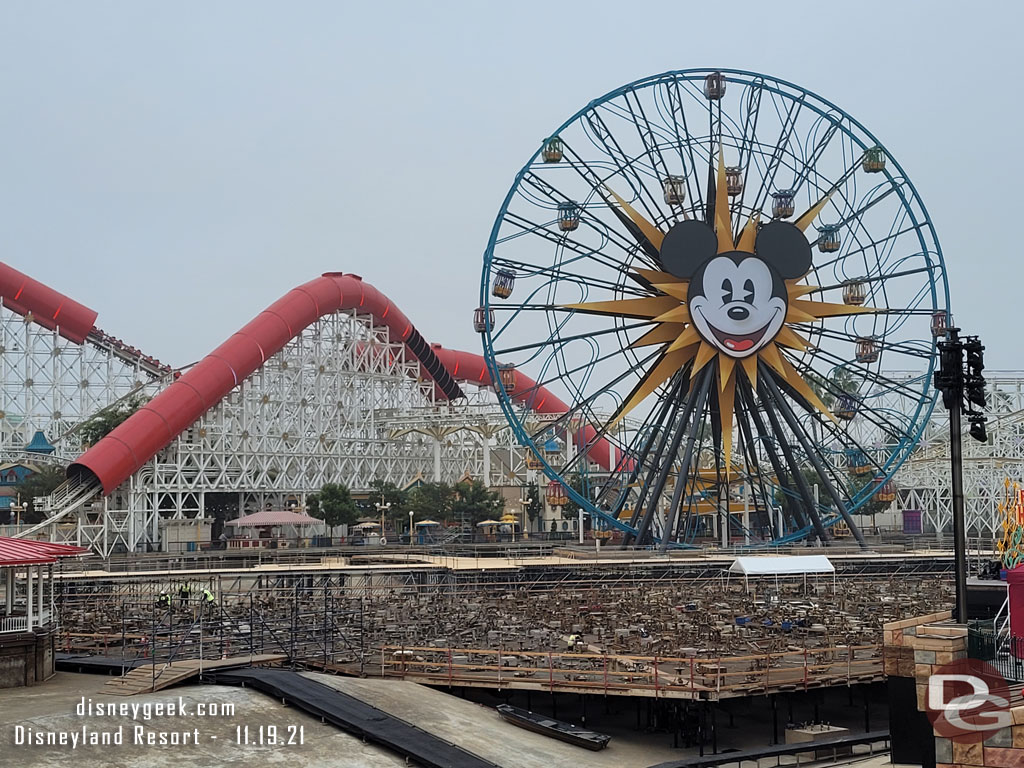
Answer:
[{"left": 0, "top": 537, "right": 88, "bottom": 566}]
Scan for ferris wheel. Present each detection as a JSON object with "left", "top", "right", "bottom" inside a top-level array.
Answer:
[{"left": 479, "top": 69, "right": 948, "bottom": 548}]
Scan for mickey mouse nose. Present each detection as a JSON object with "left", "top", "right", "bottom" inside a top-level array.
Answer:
[{"left": 728, "top": 306, "right": 750, "bottom": 321}]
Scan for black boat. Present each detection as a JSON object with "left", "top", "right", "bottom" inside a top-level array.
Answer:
[{"left": 495, "top": 704, "right": 611, "bottom": 751}]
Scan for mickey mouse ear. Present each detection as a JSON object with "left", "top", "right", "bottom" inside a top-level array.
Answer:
[
  {"left": 755, "top": 221, "right": 812, "bottom": 279},
  {"left": 659, "top": 220, "right": 718, "bottom": 279}
]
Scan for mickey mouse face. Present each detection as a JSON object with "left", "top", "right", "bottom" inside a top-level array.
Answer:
[
  {"left": 659, "top": 219, "right": 812, "bottom": 359},
  {"left": 690, "top": 255, "right": 787, "bottom": 357}
]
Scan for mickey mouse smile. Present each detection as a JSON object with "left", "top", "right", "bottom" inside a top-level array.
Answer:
[
  {"left": 686, "top": 252, "right": 788, "bottom": 359},
  {"left": 697, "top": 306, "right": 782, "bottom": 354}
]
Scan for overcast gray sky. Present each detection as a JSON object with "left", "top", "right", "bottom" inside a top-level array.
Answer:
[{"left": 0, "top": 1, "right": 1020, "bottom": 369}]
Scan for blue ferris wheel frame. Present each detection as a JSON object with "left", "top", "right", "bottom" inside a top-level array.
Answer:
[{"left": 479, "top": 68, "right": 949, "bottom": 547}]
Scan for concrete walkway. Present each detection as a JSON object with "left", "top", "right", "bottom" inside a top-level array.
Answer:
[
  {"left": 0, "top": 672, "right": 406, "bottom": 768},
  {"left": 306, "top": 673, "right": 683, "bottom": 767}
]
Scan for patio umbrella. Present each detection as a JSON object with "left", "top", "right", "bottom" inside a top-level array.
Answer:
[
  {"left": 476, "top": 519, "right": 502, "bottom": 526},
  {"left": 353, "top": 521, "right": 381, "bottom": 530},
  {"left": 415, "top": 520, "right": 440, "bottom": 526}
]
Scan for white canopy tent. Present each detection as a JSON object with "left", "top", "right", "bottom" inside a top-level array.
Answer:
[{"left": 728, "top": 555, "right": 835, "bottom": 591}]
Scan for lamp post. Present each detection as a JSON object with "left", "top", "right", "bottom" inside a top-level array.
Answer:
[
  {"left": 409, "top": 510, "right": 414, "bottom": 545},
  {"left": 375, "top": 495, "right": 391, "bottom": 546}
]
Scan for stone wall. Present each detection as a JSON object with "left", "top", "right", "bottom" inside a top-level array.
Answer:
[
  {"left": 883, "top": 612, "right": 1024, "bottom": 768},
  {"left": 0, "top": 627, "right": 55, "bottom": 688}
]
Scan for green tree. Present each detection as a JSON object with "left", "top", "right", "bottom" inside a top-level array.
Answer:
[
  {"left": 797, "top": 466, "right": 836, "bottom": 512},
  {"left": 357, "top": 478, "right": 407, "bottom": 524},
  {"left": 452, "top": 479, "right": 505, "bottom": 527},
  {"left": 559, "top": 473, "right": 591, "bottom": 519},
  {"left": 523, "top": 482, "right": 543, "bottom": 525},
  {"left": 806, "top": 369, "right": 861, "bottom": 409},
  {"left": 77, "top": 396, "right": 148, "bottom": 446},
  {"left": 407, "top": 482, "right": 455, "bottom": 522},
  {"left": 306, "top": 493, "right": 320, "bottom": 519},
  {"left": 16, "top": 465, "right": 66, "bottom": 523},
  {"left": 805, "top": 371, "right": 835, "bottom": 408},
  {"left": 848, "top": 473, "right": 891, "bottom": 527},
  {"left": 314, "top": 482, "right": 359, "bottom": 533}
]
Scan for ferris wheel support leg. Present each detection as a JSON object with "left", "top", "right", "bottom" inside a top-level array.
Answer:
[
  {"left": 634, "top": 376, "right": 703, "bottom": 546},
  {"left": 738, "top": 382, "right": 805, "bottom": 537},
  {"left": 621, "top": 373, "right": 688, "bottom": 547},
  {"left": 761, "top": 372, "right": 867, "bottom": 549},
  {"left": 637, "top": 368, "right": 713, "bottom": 550},
  {"left": 735, "top": 390, "right": 777, "bottom": 539},
  {"left": 659, "top": 376, "right": 713, "bottom": 553},
  {"left": 757, "top": 381, "right": 830, "bottom": 546}
]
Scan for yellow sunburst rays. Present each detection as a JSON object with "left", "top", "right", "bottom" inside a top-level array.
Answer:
[{"left": 562, "top": 151, "right": 875, "bottom": 479}]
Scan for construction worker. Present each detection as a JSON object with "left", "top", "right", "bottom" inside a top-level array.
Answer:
[
  {"left": 157, "top": 591, "right": 171, "bottom": 610},
  {"left": 178, "top": 582, "right": 192, "bottom": 603},
  {"left": 200, "top": 588, "right": 216, "bottom": 608}
]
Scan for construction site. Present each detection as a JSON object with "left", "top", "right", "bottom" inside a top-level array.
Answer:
[
  {"left": 49, "top": 549, "right": 951, "bottom": 695},
  {"left": 1, "top": 51, "right": 1015, "bottom": 768}
]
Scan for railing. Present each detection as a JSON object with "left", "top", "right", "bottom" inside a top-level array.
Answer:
[
  {"left": 379, "top": 643, "right": 883, "bottom": 698},
  {"left": 648, "top": 731, "right": 890, "bottom": 768},
  {"left": 0, "top": 615, "right": 28, "bottom": 634},
  {"left": 989, "top": 635, "right": 1024, "bottom": 683},
  {"left": 994, "top": 596, "right": 1010, "bottom": 653},
  {"left": 0, "top": 609, "right": 53, "bottom": 634},
  {"left": 14, "top": 474, "right": 102, "bottom": 540}
]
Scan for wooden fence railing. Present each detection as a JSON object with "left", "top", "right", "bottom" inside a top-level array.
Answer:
[{"left": 380, "top": 643, "right": 883, "bottom": 698}]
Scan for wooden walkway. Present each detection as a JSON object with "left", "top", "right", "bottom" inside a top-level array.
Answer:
[{"left": 103, "top": 653, "right": 286, "bottom": 696}]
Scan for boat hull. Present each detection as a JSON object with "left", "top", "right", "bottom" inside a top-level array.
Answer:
[{"left": 495, "top": 704, "right": 610, "bottom": 751}]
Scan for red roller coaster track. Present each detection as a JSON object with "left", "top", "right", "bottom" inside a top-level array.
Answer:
[{"left": 0, "top": 264, "right": 616, "bottom": 496}]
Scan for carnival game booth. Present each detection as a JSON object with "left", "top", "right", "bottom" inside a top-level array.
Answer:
[
  {"left": 226, "top": 509, "right": 322, "bottom": 549},
  {"left": 0, "top": 536, "right": 87, "bottom": 687}
]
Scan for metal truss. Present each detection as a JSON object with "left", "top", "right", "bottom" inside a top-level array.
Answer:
[
  {"left": 73, "top": 309, "right": 576, "bottom": 554},
  {"left": 0, "top": 300, "right": 170, "bottom": 461},
  {"left": 896, "top": 371, "right": 1024, "bottom": 537}
]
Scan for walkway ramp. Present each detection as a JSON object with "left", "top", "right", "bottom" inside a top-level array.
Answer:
[
  {"left": 103, "top": 653, "right": 285, "bottom": 696},
  {"left": 13, "top": 474, "right": 102, "bottom": 539},
  {"left": 211, "top": 667, "right": 499, "bottom": 768}
]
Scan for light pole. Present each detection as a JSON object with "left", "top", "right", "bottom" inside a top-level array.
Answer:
[
  {"left": 408, "top": 510, "right": 414, "bottom": 545},
  {"left": 934, "top": 327, "right": 987, "bottom": 623},
  {"left": 374, "top": 495, "right": 391, "bottom": 546}
]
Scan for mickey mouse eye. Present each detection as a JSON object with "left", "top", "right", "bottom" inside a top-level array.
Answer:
[
  {"left": 721, "top": 278, "right": 733, "bottom": 304},
  {"left": 743, "top": 279, "right": 755, "bottom": 304}
]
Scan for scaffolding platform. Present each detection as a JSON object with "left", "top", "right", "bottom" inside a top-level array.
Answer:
[{"left": 55, "top": 653, "right": 146, "bottom": 675}]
